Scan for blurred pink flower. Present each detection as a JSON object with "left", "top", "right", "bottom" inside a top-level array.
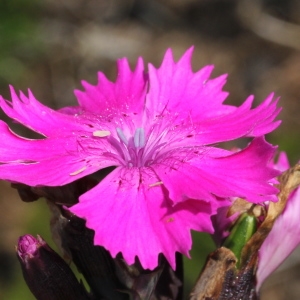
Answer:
[
  {"left": 0, "top": 48, "right": 280, "bottom": 269},
  {"left": 257, "top": 152, "right": 300, "bottom": 290}
]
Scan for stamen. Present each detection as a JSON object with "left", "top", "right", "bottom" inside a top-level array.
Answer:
[
  {"left": 93, "top": 130, "right": 111, "bottom": 137},
  {"left": 116, "top": 127, "right": 128, "bottom": 145},
  {"left": 134, "top": 128, "right": 145, "bottom": 148},
  {"left": 70, "top": 166, "right": 87, "bottom": 176}
]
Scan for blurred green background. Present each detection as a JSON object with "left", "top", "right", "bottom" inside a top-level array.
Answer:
[{"left": 1, "top": 0, "right": 300, "bottom": 299}]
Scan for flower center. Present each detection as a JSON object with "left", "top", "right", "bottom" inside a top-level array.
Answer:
[
  {"left": 113, "top": 127, "right": 148, "bottom": 168},
  {"left": 102, "top": 115, "right": 192, "bottom": 168}
]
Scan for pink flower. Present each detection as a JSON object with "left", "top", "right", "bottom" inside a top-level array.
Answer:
[
  {"left": 0, "top": 47, "right": 280, "bottom": 270},
  {"left": 256, "top": 152, "right": 300, "bottom": 290}
]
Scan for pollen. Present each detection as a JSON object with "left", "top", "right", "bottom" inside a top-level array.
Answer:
[
  {"left": 69, "top": 166, "right": 87, "bottom": 176},
  {"left": 93, "top": 130, "right": 111, "bottom": 137},
  {"left": 149, "top": 181, "right": 163, "bottom": 187}
]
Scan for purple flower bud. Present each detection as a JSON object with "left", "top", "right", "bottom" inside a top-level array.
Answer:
[
  {"left": 16, "top": 234, "right": 90, "bottom": 300},
  {"left": 17, "top": 235, "right": 44, "bottom": 267}
]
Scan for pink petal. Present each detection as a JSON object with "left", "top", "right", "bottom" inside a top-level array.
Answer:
[
  {"left": 154, "top": 137, "right": 279, "bottom": 204},
  {"left": 0, "top": 87, "right": 85, "bottom": 137},
  {"left": 193, "top": 94, "right": 281, "bottom": 144},
  {"left": 0, "top": 121, "right": 116, "bottom": 185},
  {"left": 147, "top": 48, "right": 280, "bottom": 142},
  {"left": 147, "top": 47, "right": 232, "bottom": 119},
  {"left": 75, "top": 57, "right": 147, "bottom": 119},
  {"left": 211, "top": 204, "right": 235, "bottom": 246},
  {"left": 70, "top": 167, "right": 218, "bottom": 270},
  {"left": 257, "top": 186, "right": 300, "bottom": 289},
  {"left": 58, "top": 106, "right": 82, "bottom": 115},
  {"left": 272, "top": 151, "right": 290, "bottom": 172}
]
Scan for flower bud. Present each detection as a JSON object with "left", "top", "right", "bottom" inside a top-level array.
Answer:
[
  {"left": 17, "top": 234, "right": 90, "bottom": 300},
  {"left": 223, "top": 213, "right": 257, "bottom": 268}
]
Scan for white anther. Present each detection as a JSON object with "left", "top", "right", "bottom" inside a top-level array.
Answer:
[
  {"left": 116, "top": 127, "right": 128, "bottom": 145},
  {"left": 134, "top": 128, "right": 145, "bottom": 148}
]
